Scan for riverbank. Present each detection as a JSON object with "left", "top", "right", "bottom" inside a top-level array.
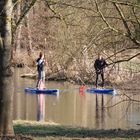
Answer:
[{"left": 13, "top": 121, "right": 140, "bottom": 140}]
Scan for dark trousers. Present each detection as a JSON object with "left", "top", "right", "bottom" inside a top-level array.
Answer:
[{"left": 95, "top": 71, "right": 104, "bottom": 88}]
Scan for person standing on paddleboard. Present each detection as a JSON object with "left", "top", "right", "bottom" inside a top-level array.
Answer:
[
  {"left": 36, "top": 52, "right": 46, "bottom": 89},
  {"left": 94, "top": 54, "right": 108, "bottom": 88}
]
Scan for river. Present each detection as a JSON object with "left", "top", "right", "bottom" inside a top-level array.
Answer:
[{"left": 13, "top": 68, "right": 140, "bottom": 129}]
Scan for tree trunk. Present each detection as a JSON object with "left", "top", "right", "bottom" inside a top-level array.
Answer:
[
  {"left": 26, "top": 13, "right": 33, "bottom": 56},
  {"left": 25, "top": 0, "right": 33, "bottom": 56},
  {"left": 0, "top": 0, "right": 14, "bottom": 136},
  {"left": 16, "top": 2, "right": 22, "bottom": 54}
]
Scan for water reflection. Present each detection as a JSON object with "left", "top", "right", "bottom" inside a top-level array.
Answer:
[
  {"left": 37, "top": 94, "right": 45, "bottom": 121},
  {"left": 13, "top": 68, "right": 140, "bottom": 129},
  {"left": 94, "top": 94, "right": 105, "bottom": 129}
]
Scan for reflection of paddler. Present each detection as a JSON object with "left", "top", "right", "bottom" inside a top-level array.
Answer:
[
  {"left": 79, "top": 85, "right": 86, "bottom": 92},
  {"left": 79, "top": 85, "right": 86, "bottom": 95},
  {"left": 95, "top": 94, "right": 98, "bottom": 110},
  {"left": 37, "top": 94, "right": 45, "bottom": 121},
  {"left": 37, "top": 73, "right": 46, "bottom": 122}
]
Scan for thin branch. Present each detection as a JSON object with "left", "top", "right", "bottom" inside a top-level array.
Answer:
[
  {"left": 84, "top": 27, "right": 110, "bottom": 51},
  {"left": 107, "top": 46, "right": 139, "bottom": 60},
  {"left": 132, "top": 7, "right": 140, "bottom": 27},
  {"left": 109, "top": 52, "right": 140, "bottom": 65},
  {"left": 14, "top": 0, "right": 37, "bottom": 32},
  {"left": 111, "top": 2, "right": 140, "bottom": 45},
  {"left": 45, "top": 0, "right": 69, "bottom": 27},
  {"left": 94, "top": 0, "right": 140, "bottom": 46},
  {"left": 94, "top": 0, "right": 111, "bottom": 28},
  {"left": 94, "top": 0, "right": 128, "bottom": 38},
  {"left": 108, "top": 0, "right": 140, "bottom": 8},
  {"left": 104, "top": 99, "right": 129, "bottom": 109},
  {"left": 105, "top": 96, "right": 140, "bottom": 109},
  {"left": 113, "top": 3, "right": 132, "bottom": 37},
  {"left": 45, "top": 0, "right": 58, "bottom": 15},
  {"left": 46, "top": 0, "right": 97, "bottom": 13},
  {"left": 87, "top": 15, "right": 138, "bottom": 24}
]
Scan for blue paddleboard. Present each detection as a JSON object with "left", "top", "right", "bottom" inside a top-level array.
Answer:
[
  {"left": 87, "top": 88, "right": 116, "bottom": 95},
  {"left": 25, "top": 87, "right": 59, "bottom": 95}
]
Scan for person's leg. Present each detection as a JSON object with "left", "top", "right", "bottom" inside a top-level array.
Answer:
[
  {"left": 37, "top": 80, "right": 42, "bottom": 89},
  {"left": 101, "top": 72, "right": 104, "bottom": 87},
  {"left": 42, "top": 71, "right": 45, "bottom": 84},
  {"left": 40, "top": 71, "right": 45, "bottom": 89},
  {"left": 36, "top": 71, "right": 41, "bottom": 88}
]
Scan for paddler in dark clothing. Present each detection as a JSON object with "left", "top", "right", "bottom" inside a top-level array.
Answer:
[{"left": 94, "top": 54, "right": 108, "bottom": 88}]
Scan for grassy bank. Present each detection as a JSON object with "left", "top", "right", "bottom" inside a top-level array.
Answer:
[{"left": 13, "top": 121, "right": 140, "bottom": 140}]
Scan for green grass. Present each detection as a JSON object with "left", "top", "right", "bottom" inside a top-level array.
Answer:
[
  {"left": 33, "top": 137, "right": 140, "bottom": 140},
  {"left": 13, "top": 121, "right": 140, "bottom": 139}
]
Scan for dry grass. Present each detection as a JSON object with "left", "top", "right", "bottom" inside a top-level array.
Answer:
[{"left": 13, "top": 120, "right": 59, "bottom": 126}]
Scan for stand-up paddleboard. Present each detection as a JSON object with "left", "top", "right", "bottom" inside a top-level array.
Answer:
[
  {"left": 87, "top": 88, "right": 116, "bottom": 95},
  {"left": 25, "top": 87, "right": 59, "bottom": 95}
]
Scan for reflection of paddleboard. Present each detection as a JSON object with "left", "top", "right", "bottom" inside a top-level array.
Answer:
[
  {"left": 87, "top": 88, "right": 116, "bottom": 95},
  {"left": 25, "top": 87, "right": 59, "bottom": 95}
]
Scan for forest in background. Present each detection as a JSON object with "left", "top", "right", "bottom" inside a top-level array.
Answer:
[
  {"left": 13, "top": 0, "right": 140, "bottom": 86},
  {"left": 0, "top": 0, "right": 140, "bottom": 137}
]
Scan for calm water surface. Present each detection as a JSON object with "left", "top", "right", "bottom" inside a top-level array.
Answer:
[{"left": 13, "top": 68, "right": 140, "bottom": 129}]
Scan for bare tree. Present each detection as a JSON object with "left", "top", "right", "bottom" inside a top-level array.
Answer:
[
  {"left": 0, "top": 0, "right": 37, "bottom": 136},
  {"left": 0, "top": 0, "right": 14, "bottom": 136}
]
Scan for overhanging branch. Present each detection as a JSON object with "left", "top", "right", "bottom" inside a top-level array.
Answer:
[{"left": 109, "top": 52, "right": 140, "bottom": 65}]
